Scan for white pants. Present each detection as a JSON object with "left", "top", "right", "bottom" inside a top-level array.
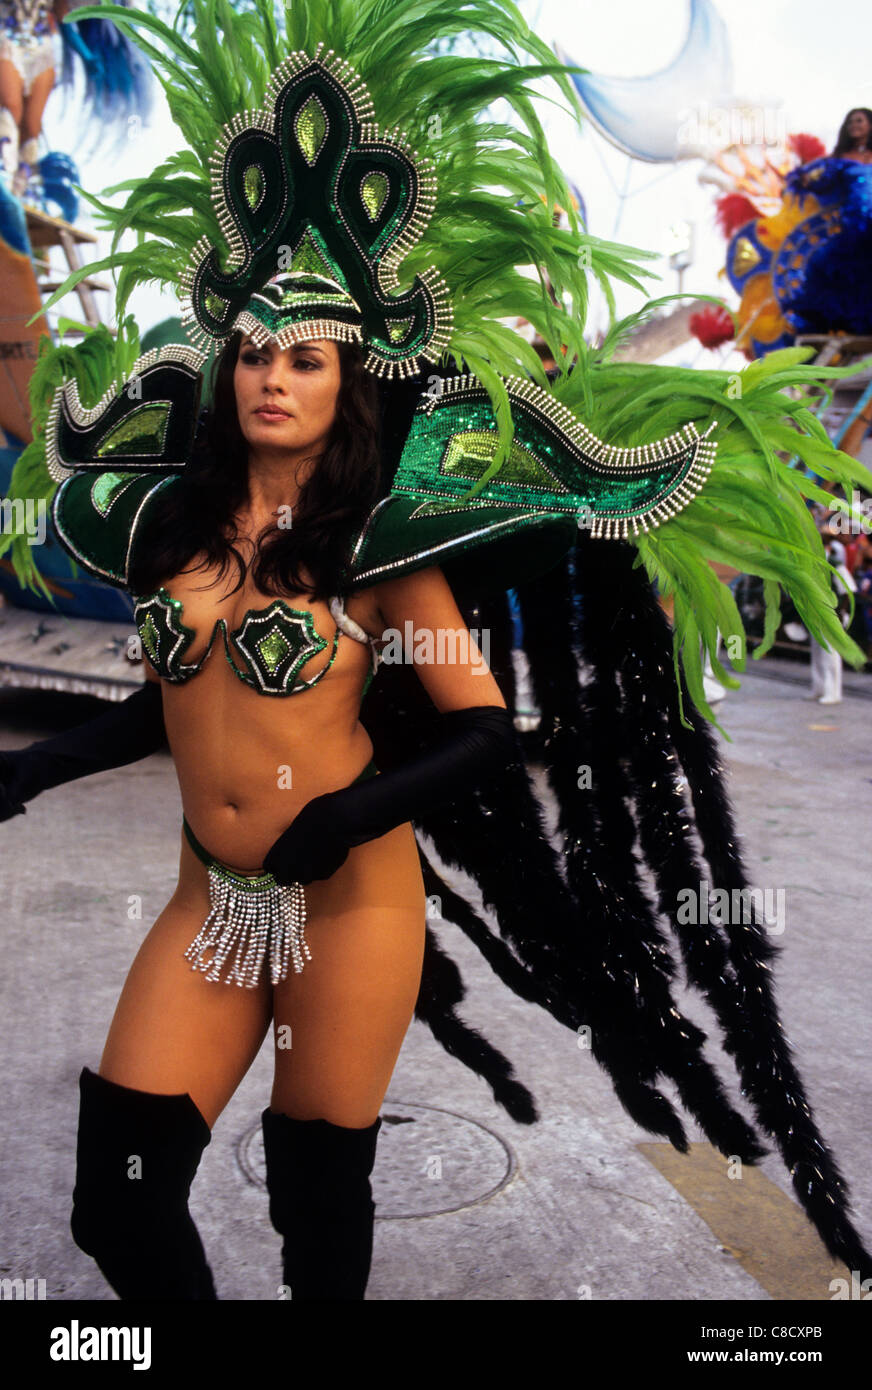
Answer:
[{"left": 809, "top": 638, "right": 842, "bottom": 702}]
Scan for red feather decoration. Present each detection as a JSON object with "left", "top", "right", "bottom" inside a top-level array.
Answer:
[
  {"left": 789, "top": 132, "right": 827, "bottom": 164},
  {"left": 714, "top": 193, "right": 760, "bottom": 238},
  {"left": 690, "top": 306, "right": 735, "bottom": 350}
]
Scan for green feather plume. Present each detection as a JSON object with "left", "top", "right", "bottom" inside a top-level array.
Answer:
[
  {"left": 36, "top": 0, "right": 658, "bottom": 464},
  {"left": 552, "top": 347, "right": 872, "bottom": 731},
  {"left": 0, "top": 317, "right": 142, "bottom": 599}
]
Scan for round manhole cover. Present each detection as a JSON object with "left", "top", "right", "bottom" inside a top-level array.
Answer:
[{"left": 236, "top": 1099, "right": 515, "bottom": 1217}]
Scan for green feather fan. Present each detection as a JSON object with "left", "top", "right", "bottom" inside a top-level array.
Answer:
[
  {"left": 0, "top": 317, "right": 142, "bottom": 597},
  {"left": 552, "top": 347, "right": 872, "bottom": 729}
]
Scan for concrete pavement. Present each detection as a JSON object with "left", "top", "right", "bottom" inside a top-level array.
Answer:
[{"left": 0, "top": 664, "right": 869, "bottom": 1302}]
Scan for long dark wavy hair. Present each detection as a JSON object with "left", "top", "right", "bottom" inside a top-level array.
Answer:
[
  {"left": 128, "top": 331, "right": 383, "bottom": 601},
  {"left": 832, "top": 108, "right": 872, "bottom": 156}
]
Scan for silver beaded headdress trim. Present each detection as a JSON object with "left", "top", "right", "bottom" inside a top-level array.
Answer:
[
  {"left": 230, "top": 271, "right": 365, "bottom": 352},
  {"left": 177, "top": 46, "right": 454, "bottom": 378},
  {"left": 232, "top": 312, "right": 365, "bottom": 351}
]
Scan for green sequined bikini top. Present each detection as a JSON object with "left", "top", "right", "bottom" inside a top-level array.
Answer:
[{"left": 132, "top": 587, "right": 379, "bottom": 698}]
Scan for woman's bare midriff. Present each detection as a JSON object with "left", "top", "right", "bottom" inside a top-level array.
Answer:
[{"left": 159, "top": 582, "right": 382, "bottom": 875}]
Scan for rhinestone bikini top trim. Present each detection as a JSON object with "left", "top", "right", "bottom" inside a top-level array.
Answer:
[{"left": 132, "top": 587, "right": 378, "bottom": 697}]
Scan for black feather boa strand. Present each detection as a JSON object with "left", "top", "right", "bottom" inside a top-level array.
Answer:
[{"left": 357, "top": 537, "right": 871, "bottom": 1277}]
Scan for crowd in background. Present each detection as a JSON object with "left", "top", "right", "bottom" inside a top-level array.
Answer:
[{"left": 814, "top": 502, "right": 872, "bottom": 656}]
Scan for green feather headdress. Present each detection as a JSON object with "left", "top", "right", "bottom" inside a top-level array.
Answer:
[
  {"left": 39, "top": 0, "right": 656, "bottom": 435},
  {"left": 14, "top": 0, "right": 872, "bottom": 729}
]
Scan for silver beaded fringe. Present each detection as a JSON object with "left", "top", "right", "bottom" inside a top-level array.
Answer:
[{"left": 184, "top": 864, "right": 310, "bottom": 987}]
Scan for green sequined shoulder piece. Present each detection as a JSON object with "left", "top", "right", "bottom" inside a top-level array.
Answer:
[{"left": 52, "top": 470, "right": 184, "bottom": 588}]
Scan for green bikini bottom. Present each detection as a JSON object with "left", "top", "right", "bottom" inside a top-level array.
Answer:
[{"left": 181, "top": 758, "right": 379, "bottom": 989}]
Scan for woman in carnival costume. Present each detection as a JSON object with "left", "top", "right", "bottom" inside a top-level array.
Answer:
[
  {"left": 0, "top": 0, "right": 149, "bottom": 198},
  {"left": 1, "top": 0, "right": 871, "bottom": 1300},
  {"left": 833, "top": 107, "right": 872, "bottom": 164},
  {"left": 776, "top": 105, "right": 872, "bottom": 340},
  {"left": 724, "top": 104, "right": 872, "bottom": 355}
]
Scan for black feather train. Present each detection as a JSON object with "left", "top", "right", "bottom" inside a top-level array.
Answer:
[{"left": 359, "top": 533, "right": 871, "bottom": 1281}]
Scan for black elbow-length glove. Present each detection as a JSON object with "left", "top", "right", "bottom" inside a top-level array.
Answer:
[
  {"left": 263, "top": 704, "right": 519, "bottom": 886},
  {"left": 0, "top": 681, "right": 167, "bottom": 823}
]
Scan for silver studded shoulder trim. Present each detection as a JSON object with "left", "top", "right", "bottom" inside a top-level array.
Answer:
[
  {"left": 348, "top": 506, "right": 571, "bottom": 585},
  {"left": 51, "top": 471, "right": 179, "bottom": 588},
  {"left": 416, "top": 373, "right": 718, "bottom": 538},
  {"left": 51, "top": 478, "right": 127, "bottom": 586}
]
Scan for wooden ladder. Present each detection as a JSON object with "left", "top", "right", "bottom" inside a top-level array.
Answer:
[{"left": 24, "top": 205, "right": 112, "bottom": 333}]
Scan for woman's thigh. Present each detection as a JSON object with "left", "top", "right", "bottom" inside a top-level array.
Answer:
[
  {"left": 0, "top": 59, "right": 24, "bottom": 123},
  {"left": 21, "top": 65, "right": 54, "bottom": 139},
  {"left": 98, "top": 833, "right": 274, "bottom": 1128},
  {"left": 270, "top": 821, "right": 427, "bottom": 1128}
]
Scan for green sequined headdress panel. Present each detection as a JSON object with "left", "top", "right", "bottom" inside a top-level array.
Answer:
[
  {"left": 179, "top": 48, "right": 453, "bottom": 379},
  {"left": 233, "top": 271, "right": 363, "bottom": 350},
  {"left": 347, "top": 373, "right": 718, "bottom": 590}
]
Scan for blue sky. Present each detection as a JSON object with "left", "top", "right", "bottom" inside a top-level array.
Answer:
[{"left": 40, "top": 0, "right": 872, "bottom": 361}]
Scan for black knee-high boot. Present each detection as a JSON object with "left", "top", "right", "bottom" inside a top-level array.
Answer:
[
  {"left": 70, "top": 1067, "right": 217, "bottom": 1300},
  {"left": 261, "top": 1108, "right": 382, "bottom": 1301}
]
